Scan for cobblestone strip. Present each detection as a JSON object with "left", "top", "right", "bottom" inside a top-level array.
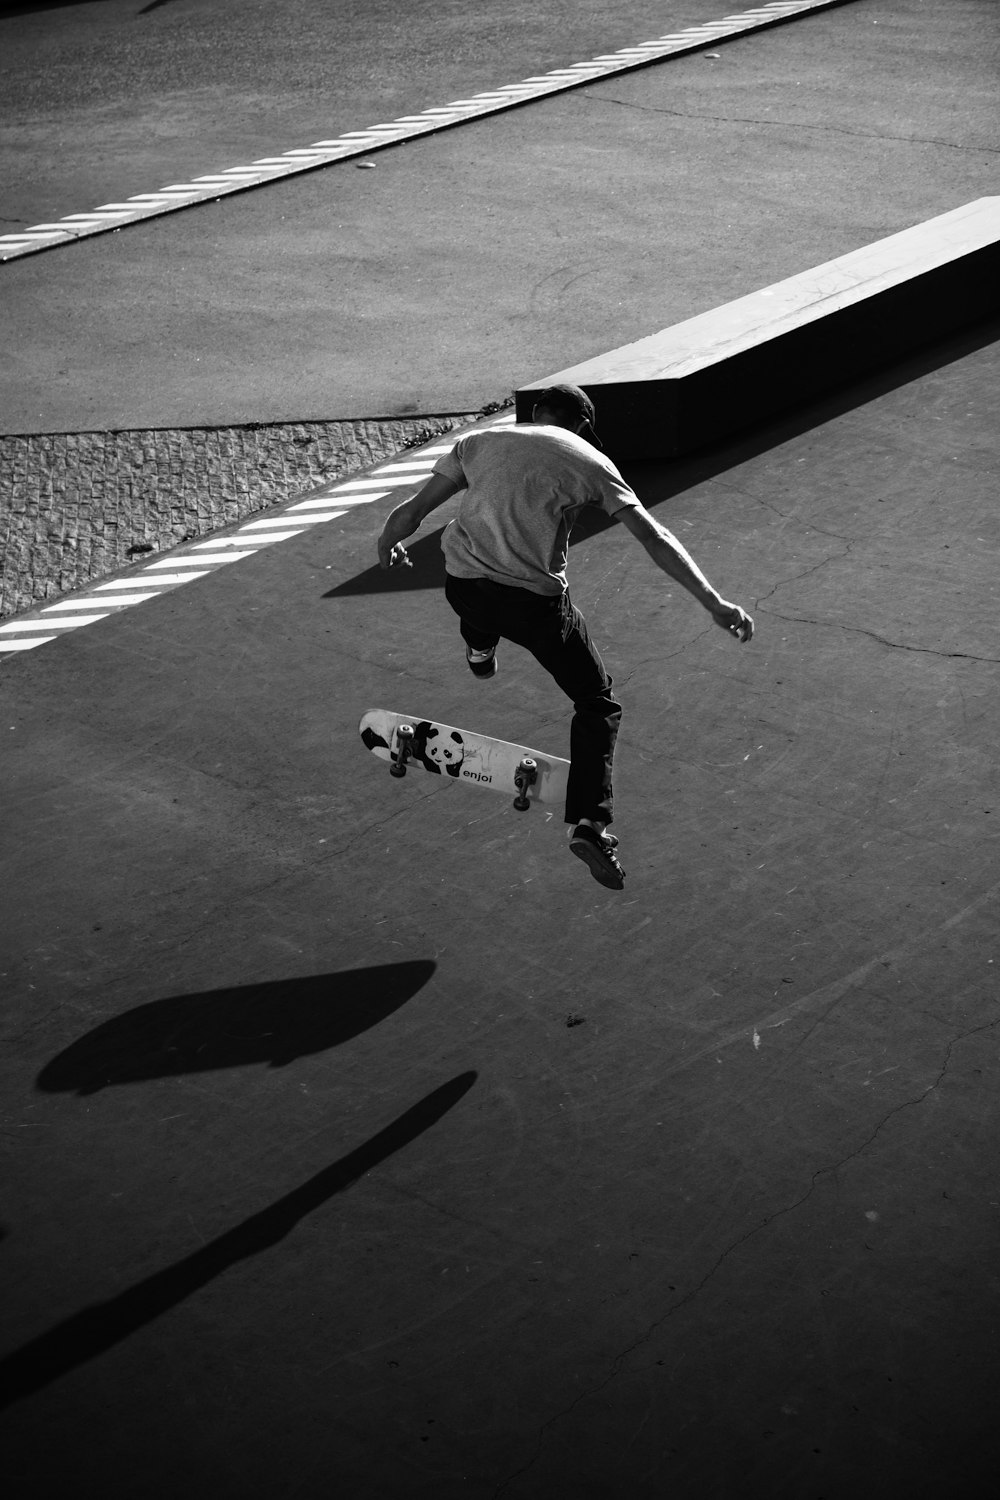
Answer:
[{"left": 0, "top": 415, "right": 478, "bottom": 619}]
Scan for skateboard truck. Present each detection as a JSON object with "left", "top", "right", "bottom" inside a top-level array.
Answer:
[
  {"left": 391, "top": 723, "right": 415, "bottom": 778},
  {"left": 513, "top": 757, "right": 537, "bottom": 810}
]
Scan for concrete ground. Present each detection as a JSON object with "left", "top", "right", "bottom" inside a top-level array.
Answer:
[
  {"left": 3, "top": 320, "right": 999, "bottom": 1496},
  {"left": 2, "top": 1, "right": 1000, "bottom": 1496}
]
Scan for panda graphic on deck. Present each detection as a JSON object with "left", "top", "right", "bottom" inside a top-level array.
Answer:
[{"left": 412, "top": 721, "right": 465, "bottom": 777}]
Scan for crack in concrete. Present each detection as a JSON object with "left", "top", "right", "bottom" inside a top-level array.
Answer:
[
  {"left": 754, "top": 546, "right": 853, "bottom": 611},
  {"left": 714, "top": 481, "right": 856, "bottom": 544},
  {"left": 581, "top": 91, "right": 999, "bottom": 155},
  {"left": 492, "top": 1014, "right": 1000, "bottom": 1496},
  {"left": 758, "top": 606, "right": 1000, "bottom": 663}
]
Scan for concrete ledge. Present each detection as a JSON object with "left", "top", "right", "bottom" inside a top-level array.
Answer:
[{"left": 516, "top": 198, "right": 1000, "bottom": 460}]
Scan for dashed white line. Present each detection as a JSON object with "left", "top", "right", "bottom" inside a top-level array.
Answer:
[{"left": 0, "top": 1, "right": 851, "bottom": 262}]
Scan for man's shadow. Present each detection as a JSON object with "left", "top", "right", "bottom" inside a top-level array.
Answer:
[
  {"left": 0, "top": 1070, "right": 478, "bottom": 1410},
  {"left": 36, "top": 961, "right": 436, "bottom": 1094}
]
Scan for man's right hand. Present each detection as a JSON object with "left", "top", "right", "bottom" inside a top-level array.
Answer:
[{"left": 380, "top": 541, "right": 411, "bottom": 571}]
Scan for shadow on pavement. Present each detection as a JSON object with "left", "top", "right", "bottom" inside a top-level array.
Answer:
[
  {"left": 0, "top": 1, "right": 109, "bottom": 15},
  {"left": 618, "top": 313, "right": 1000, "bottom": 506},
  {"left": 0, "top": 1071, "right": 478, "bottom": 1411},
  {"left": 36, "top": 961, "right": 435, "bottom": 1094},
  {"left": 324, "top": 527, "right": 449, "bottom": 598}
]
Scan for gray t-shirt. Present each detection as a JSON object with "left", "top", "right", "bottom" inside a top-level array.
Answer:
[{"left": 434, "top": 424, "right": 641, "bottom": 596}]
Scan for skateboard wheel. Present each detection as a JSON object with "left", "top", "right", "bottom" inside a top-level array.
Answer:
[
  {"left": 391, "top": 723, "right": 415, "bottom": 778},
  {"left": 513, "top": 757, "right": 537, "bottom": 810}
]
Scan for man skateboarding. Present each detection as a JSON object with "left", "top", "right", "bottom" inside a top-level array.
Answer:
[{"left": 377, "top": 383, "right": 753, "bottom": 889}]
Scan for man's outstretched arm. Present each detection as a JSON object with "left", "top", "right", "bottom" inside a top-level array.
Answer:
[
  {"left": 617, "top": 503, "right": 754, "bottom": 642},
  {"left": 377, "top": 473, "right": 462, "bottom": 569}
]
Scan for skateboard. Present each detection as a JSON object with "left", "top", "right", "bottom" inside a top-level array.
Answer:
[{"left": 360, "top": 708, "right": 569, "bottom": 812}]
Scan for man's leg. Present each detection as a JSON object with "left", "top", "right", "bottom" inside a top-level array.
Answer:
[
  {"left": 520, "top": 592, "right": 621, "bottom": 829},
  {"left": 444, "top": 575, "right": 500, "bottom": 653},
  {"left": 448, "top": 579, "right": 620, "bottom": 824},
  {"left": 444, "top": 575, "right": 501, "bottom": 677}
]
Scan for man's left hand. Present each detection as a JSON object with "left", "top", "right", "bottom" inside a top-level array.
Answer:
[{"left": 713, "top": 601, "right": 754, "bottom": 643}]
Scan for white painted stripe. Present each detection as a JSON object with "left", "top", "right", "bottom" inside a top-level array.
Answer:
[
  {"left": 227, "top": 529, "right": 307, "bottom": 543},
  {"left": 155, "top": 551, "right": 258, "bottom": 565},
  {"left": 132, "top": 571, "right": 210, "bottom": 584},
  {"left": 328, "top": 476, "right": 423, "bottom": 492},
  {"left": 235, "top": 521, "right": 312, "bottom": 534},
  {"left": 0, "top": 637, "right": 57, "bottom": 652},
  {"left": 2, "top": 614, "right": 109, "bottom": 631},
  {"left": 53, "top": 592, "right": 158, "bottom": 606},
  {"left": 95, "top": 579, "right": 163, "bottom": 591},
  {"left": 289, "top": 498, "right": 381, "bottom": 510},
  {"left": 271, "top": 511, "right": 348, "bottom": 522},
  {"left": 371, "top": 462, "right": 437, "bottom": 473},
  {"left": 195, "top": 530, "right": 301, "bottom": 546},
  {"left": 43, "top": 595, "right": 152, "bottom": 610}
]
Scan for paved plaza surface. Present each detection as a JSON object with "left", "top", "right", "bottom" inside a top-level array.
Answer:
[{"left": 2, "top": 2, "right": 1000, "bottom": 1496}]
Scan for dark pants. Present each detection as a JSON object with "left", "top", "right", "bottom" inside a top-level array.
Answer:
[{"left": 444, "top": 573, "right": 621, "bottom": 826}]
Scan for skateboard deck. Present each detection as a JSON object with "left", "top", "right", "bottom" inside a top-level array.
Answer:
[{"left": 360, "top": 708, "right": 569, "bottom": 811}]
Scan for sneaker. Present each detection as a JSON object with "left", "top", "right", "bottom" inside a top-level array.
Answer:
[
  {"left": 466, "top": 645, "right": 498, "bottom": 679},
  {"left": 569, "top": 824, "right": 625, "bottom": 890}
]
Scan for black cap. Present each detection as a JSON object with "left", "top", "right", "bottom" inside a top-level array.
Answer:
[{"left": 531, "top": 382, "right": 603, "bottom": 450}]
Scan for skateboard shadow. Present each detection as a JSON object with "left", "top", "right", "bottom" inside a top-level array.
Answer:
[
  {"left": 35, "top": 960, "right": 435, "bottom": 1095},
  {"left": 0, "top": 1070, "right": 477, "bottom": 1411}
]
